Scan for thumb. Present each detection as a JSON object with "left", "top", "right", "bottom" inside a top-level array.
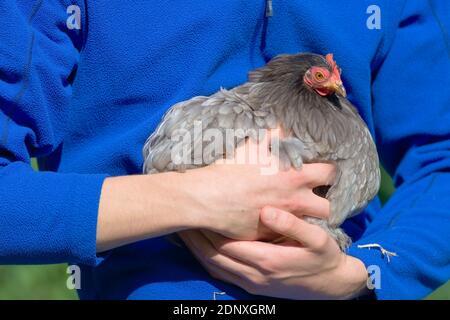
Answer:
[{"left": 260, "top": 207, "right": 304, "bottom": 242}]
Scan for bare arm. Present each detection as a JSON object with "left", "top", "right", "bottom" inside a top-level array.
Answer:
[
  {"left": 97, "top": 172, "right": 201, "bottom": 252},
  {"left": 97, "top": 140, "right": 336, "bottom": 253}
]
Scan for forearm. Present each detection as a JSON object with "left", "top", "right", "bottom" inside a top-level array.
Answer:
[
  {"left": 97, "top": 171, "right": 206, "bottom": 252},
  {"left": 96, "top": 158, "right": 313, "bottom": 252}
]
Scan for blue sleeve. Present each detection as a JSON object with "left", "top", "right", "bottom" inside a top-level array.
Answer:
[
  {"left": 0, "top": 1, "right": 108, "bottom": 266},
  {"left": 347, "top": 0, "right": 450, "bottom": 299}
]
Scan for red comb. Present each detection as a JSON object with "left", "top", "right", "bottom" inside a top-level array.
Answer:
[{"left": 325, "top": 53, "right": 337, "bottom": 70}]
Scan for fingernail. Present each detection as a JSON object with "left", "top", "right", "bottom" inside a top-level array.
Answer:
[{"left": 263, "top": 208, "right": 277, "bottom": 221}]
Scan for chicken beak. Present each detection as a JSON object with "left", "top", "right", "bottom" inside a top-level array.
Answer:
[{"left": 330, "top": 81, "right": 347, "bottom": 97}]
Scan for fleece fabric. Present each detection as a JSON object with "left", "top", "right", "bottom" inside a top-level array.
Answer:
[{"left": 0, "top": 0, "right": 449, "bottom": 299}]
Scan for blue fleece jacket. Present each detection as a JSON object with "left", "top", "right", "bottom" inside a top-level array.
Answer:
[{"left": 0, "top": 0, "right": 449, "bottom": 300}]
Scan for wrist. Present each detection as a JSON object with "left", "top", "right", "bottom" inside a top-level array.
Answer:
[
  {"left": 97, "top": 171, "right": 216, "bottom": 252},
  {"left": 335, "top": 255, "right": 369, "bottom": 300},
  {"left": 161, "top": 168, "right": 217, "bottom": 230}
]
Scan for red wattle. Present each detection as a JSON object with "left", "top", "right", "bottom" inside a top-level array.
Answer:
[{"left": 315, "top": 87, "right": 331, "bottom": 96}]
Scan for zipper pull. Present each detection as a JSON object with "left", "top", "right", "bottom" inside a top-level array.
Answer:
[{"left": 265, "top": 0, "right": 273, "bottom": 17}]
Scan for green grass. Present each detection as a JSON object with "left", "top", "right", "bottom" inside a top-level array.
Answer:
[
  {"left": 427, "top": 282, "right": 450, "bottom": 300},
  {"left": 378, "top": 167, "right": 396, "bottom": 205},
  {"left": 0, "top": 163, "right": 447, "bottom": 299},
  {"left": 0, "top": 265, "right": 77, "bottom": 300}
]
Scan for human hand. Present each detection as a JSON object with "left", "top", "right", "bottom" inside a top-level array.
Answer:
[
  {"left": 186, "top": 133, "right": 336, "bottom": 241},
  {"left": 180, "top": 207, "right": 368, "bottom": 300}
]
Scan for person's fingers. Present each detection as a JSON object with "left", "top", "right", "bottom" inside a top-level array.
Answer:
[
  {"left": 260, "top": 207, "right": 328, "bottom": 249},
  {"left": 179, "top": 232, "right": 249, "bottom": 287},
  {"left": 295, "top": 190, "right": 331, "bottom": 220},
  {"left": 300, "top": 163, "right": 336, "bottom": 187},
  {"left": 204, "top": 260, "right": 252, "bottom": 291},
  {"left": 200, "top": 230, "right": 272, "bottom": 269},
  {"left": 179, "top": 230, "right": 262, "bottom": 279},
  {"left": 180, "top": 230, "right": 237, "bottom": 269}
]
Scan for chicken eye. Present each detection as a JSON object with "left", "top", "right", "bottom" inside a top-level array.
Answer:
[{"left": 314, "top": 72, "right": 325, "bottom": 81}]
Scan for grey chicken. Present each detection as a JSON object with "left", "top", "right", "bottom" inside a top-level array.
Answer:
[{"left": 142, "top": 53, "right": 380, "bottom": 250}]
